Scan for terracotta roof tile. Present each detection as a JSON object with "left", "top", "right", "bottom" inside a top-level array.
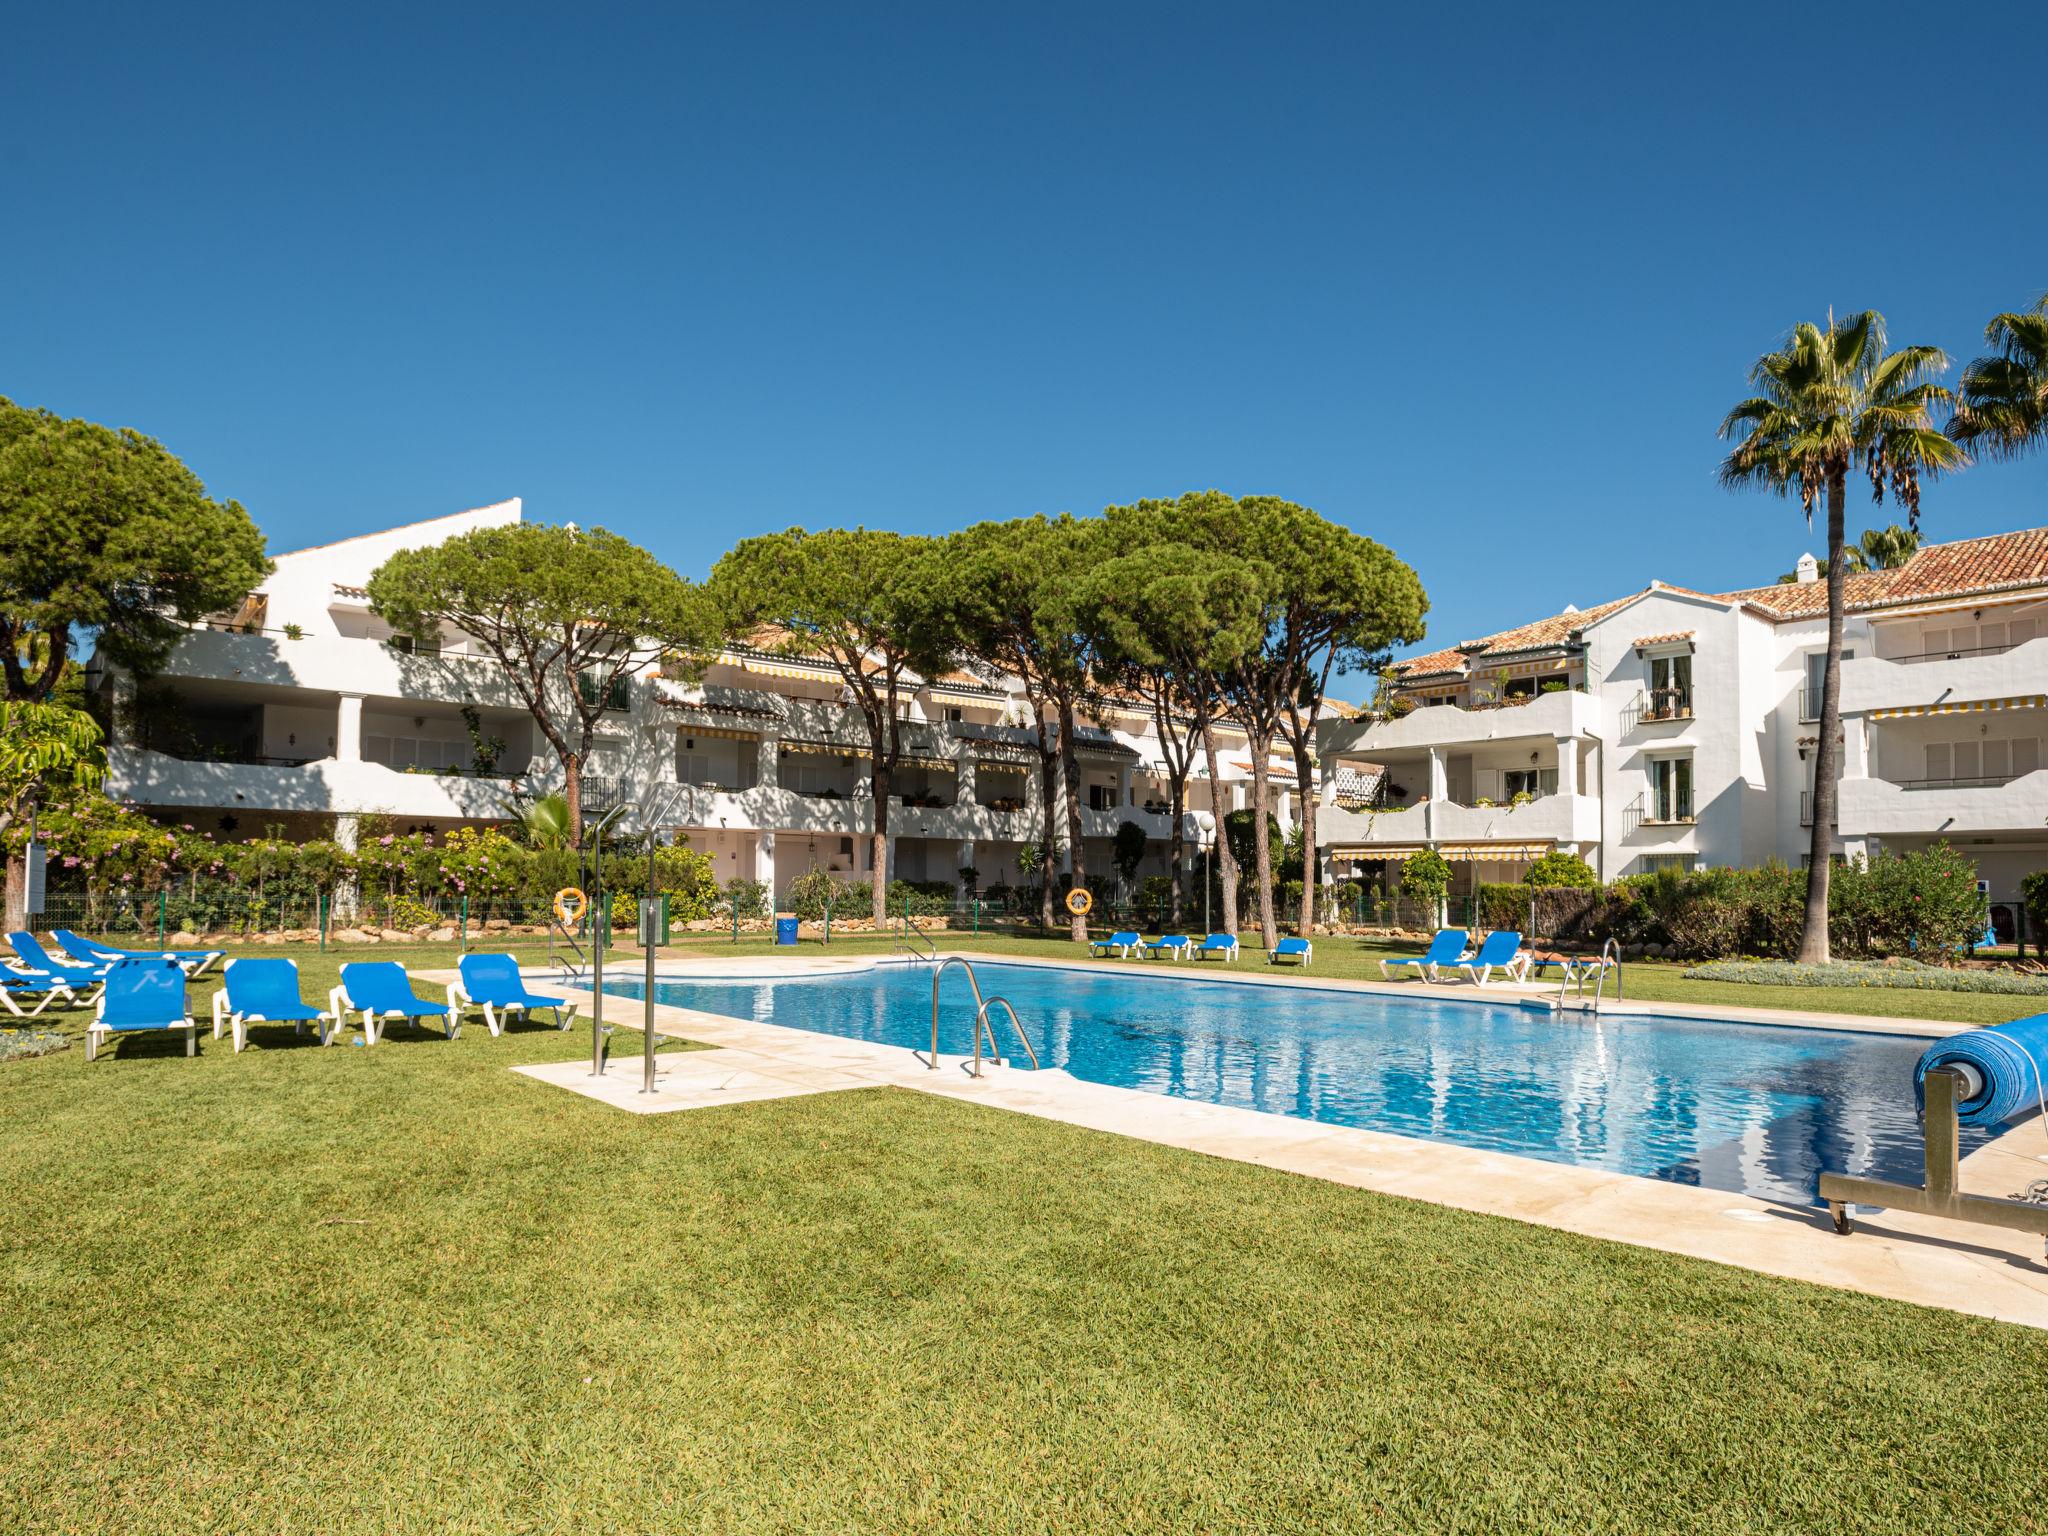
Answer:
[
  {"left": 1715, "top": 527, "right": 2048, "bottom": 618},
  {"left": 1632, "top": 630, "right": 1695, "bottom": 647},
  {"left": 1394, "top": 590, "right": 1648, "bottom": 677}
]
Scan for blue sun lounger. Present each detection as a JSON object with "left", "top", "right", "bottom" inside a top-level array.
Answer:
[
  {"left": 1089, "top": 930, "right": 1143, "bottom": 958},
  {"left": 0, "top": 970, "right": 78, "bottom": 1018},
  {"left": 8, "top": 930, "right": 112, "bottom": 990},
  {"left": 1268, "top": 936, "right": 1313, "bottom": 966},
  {"left": 1143, "top": 935, "right": 1192, "bottom": 960},
  {"left": 449, "top": 953, "right": 577, "bottom": 1035},
  {"left": 1378, "top": 929, "right": 1470, "bottom": 981},
  {"left": 55, "top": 928, "right": 225, "bottom": 977},
  {"left": 332, "top": 962, "right": 459, "bottom": 1045},
  {"left": 210, "top": 958, "right": 338, "bottom": 1052},
  {"left": 86, "top": 959, "right": 196, "bottom": 1061},
  {"left": 1454, "top": 930, "right": 1530, "bottom": 986},
  {"left": 1195, "top": 932, "right": 1239, "bottom": 962}
]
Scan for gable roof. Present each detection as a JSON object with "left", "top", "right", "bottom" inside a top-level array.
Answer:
[
  {"left": 1713, "top": 527, "right": 2048, "bottom": 619},
  {"left": 1393, "top": 587, "right": 1664, "bottom": 678}
]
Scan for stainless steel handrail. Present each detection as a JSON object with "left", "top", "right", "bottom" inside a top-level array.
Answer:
[
  {"left": 927, "top": 956, "right": 1038, "bottom": 1077},
  {"left": 898, "top": 911, "right": 939, "bottom": 963},
  {"left": 1553, "top": 937, "right": 1622, "bottom": 1016}
]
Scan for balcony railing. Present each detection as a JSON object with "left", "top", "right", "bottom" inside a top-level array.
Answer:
[
  {"left": 1797, "top": 791, "right": 1838, "bottom": 827},
  {"left": 1884, "top": 641, "right": 2030, "bottom": 665},
  {"left": 1891, "top": 773, "right": 2021, "bottom": 791}
]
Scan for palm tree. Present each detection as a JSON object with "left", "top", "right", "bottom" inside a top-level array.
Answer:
[
  {"left": 1843, "top": 522, "right": 1922, "bottom": 573},
  {"left": 1950, "top": 293, "right": 2048, "bottom": 459},
  {"left": 515, "top": 792, "right": 573, "bottom": 850},
  {"left": 1719, "top": 311, "right": 1964, "bottom": 964},
  {"left": 1775, "top": 522, "right": 1921, "bottom": 583}
]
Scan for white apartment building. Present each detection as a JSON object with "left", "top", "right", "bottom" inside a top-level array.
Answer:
[
  {"left": 96, "top": 501, "right": 1295, "bottom": 900},
  {"left": 1317, "top": 528, "right": 2048, "bottom": 939}
]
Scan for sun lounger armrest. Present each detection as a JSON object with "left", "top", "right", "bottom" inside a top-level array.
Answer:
[{"left": 328, "top": 985, "right": 349, "bottom": 1020}]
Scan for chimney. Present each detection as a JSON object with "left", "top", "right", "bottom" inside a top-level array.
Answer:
[{"left": 1794, "top": 552, "right": 1819, "bottom": 585}]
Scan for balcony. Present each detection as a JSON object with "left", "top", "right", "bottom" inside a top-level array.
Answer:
[
  {"left": 1839, "top": 634, "right": 2048, "bottom": 717},
  {"left": 1320, "top": 792, "right": 1599, "bottom": 850},
  {"left": 1320, "top": 686, "right": 1598, "bottom": 756},
  {"left": 110, "top": 749, "right": 529, "bottom": 821},
  {"left": 1836, "top": 768, "right": 2048, "bottom": 837},
  {"left": 151, "top": 627, "right": 532, "bottom": 710}
]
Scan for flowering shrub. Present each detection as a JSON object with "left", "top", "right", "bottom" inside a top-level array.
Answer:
[{"left": 1682, "top": 959, "right": 2048, "bottom": 996}]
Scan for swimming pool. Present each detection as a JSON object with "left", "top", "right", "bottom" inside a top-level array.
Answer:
[{"left": 604, "top": 960, "right": 1966, "bottom": 1205}]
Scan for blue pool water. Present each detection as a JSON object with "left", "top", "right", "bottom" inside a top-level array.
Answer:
[{"left": 604, "top": 961, "right": 1967, "bottom": 1204}]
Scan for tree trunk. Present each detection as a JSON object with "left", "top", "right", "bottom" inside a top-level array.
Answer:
[
  {"left": 870, "top": 763, "right": 891, "bottom": 925},
  {"left": 1800, "top": 476, "right": 1847, "bottom": 965},
  {"left": 1200, "top": 717, "right": 1238, "bottom": 936},
  {"left": 1166, "top": 763, "right": 1188, "bottom": 929},
  {"left": 1059, "top": 699, "right": 1087, "bottom": 943},
  {"left": 1249, "top": 738, "right": 1277, "bottom": 951},
  {"left": 4, "top": 850, "right": 26, "bottom": 934},
  {"left": 1035, "top": 748, "right": 1059, "bottom": 930},
  {"left": 1292, "top": 737, "right": 1318, "bottom": 935},
  {"left": 564, "top": 752, "right": 584, "bottom": 851}
]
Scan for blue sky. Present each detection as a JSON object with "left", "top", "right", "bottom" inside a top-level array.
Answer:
[{"left": 6, "top": 2, "right": 2045, "bottom": 689}]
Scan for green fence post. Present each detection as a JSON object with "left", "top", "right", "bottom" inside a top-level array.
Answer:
[
  {"left": 319, "top": 893, "right": 328, "bottom": 952},
  {"left": 973, "top": 898, "right": 979, "bottom": 936},
  {"left": 823, "top": 893, "right": 832, "bottom": 946},
  {"left": 158, "top": 890, "right": 167, "bottom": 946},
  {"left": 732, "top": 893, "right": 740, "bottom": 945},
  {"left": 460, "top": 895, "right": 468, "bottom": 951}
]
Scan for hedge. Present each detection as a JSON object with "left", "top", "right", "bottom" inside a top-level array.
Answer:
[{"left": 1683, "top": 959, "right": 2048, "bottom": 996}]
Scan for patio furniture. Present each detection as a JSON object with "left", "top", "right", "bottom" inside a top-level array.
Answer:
[
  {"left": 210, "top": 958, "right": 338, "bottom": 1053},
  {"left": 54, "top": 928, "right": 225, "bottom": 977},
  {"left": 1089, "top": 931, "right": 1143, "bottom": 959},
  {"left": 7, "top": 930, "right": 112, "bottom": 991},
  {"left": 1195, "top": 933, "right": 1239, "bottom": 962},
  {"left": 332, "top": 962, "right": 460, "bottom": 1045},
  {"left": 86, "top": 959, "right": 196, "bottom": 1061},
  {"left": 449, "top": 953, "right": 578, "bottom": 1035},
  {"left": 1142, "top": 935, "right": 1192, "bottom": 960},
  {"left": 1378, "top": 929, "right": 1471, "bottom": 981},
  {"left": 0, "top": 971, "right": 78, "bottom": 1018},
  {"left": 1268, "top": 937, "right": 1312, "bottom": 967},
  {"left": 1454, "top": 930, "right": 1530, "bottom": 986}
]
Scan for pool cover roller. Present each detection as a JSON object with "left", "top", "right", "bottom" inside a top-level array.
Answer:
[{"left": 1915, "top": 1012, "right": 2048, "bottom": 1128}]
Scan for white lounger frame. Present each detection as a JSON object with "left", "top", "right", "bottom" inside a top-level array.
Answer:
[
  {"left": 445, "top": 979, "right": 579, "bottom": 1037},
  {"left": 210, "top": 989, "right": 340, "bottom": 1053}
]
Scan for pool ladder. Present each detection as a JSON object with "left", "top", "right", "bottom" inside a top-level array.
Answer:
[
  {"left": 896, "top": 911, "right": 939, "bottom": 964},
  {"left": 922, "top": 956, "right": 1039, "bottom": 1078},
  {"left": 1553, "top": 938, "right": 1621, "bottom": 1017}
]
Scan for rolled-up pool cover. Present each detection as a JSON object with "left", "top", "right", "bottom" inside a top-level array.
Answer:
[{"left": 1916, "top": 1012, "right": 2048, "bottom": 1127}]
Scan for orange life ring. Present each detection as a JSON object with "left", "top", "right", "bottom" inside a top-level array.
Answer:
[
  {"left": 554, "top": 886, "right": 588, "bottom": 926},
  {"left": 1065, "top": 887, "right": 1094, "bottom": 917}
]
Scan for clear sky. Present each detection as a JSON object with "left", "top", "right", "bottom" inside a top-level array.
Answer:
[{"left": 6, "top": 2, "right": 2045, "bottom": 686}]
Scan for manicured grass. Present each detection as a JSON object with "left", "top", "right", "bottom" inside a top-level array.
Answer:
[{"left": 6, "top": 943, "right": 2048, "bottom": 1532}]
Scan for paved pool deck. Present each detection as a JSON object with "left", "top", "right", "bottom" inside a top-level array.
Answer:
[{"left": 476, "top": 952, "right": 2048, "bottom": 1331}]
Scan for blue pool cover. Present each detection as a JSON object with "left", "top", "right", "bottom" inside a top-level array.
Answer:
[{"left": 1916, "top": 1012, "right": 2048, "bottom": 1128}]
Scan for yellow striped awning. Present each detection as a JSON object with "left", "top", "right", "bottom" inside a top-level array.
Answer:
[
  {"left": 927, "top": 688, "right": 1006, "bottom": 710},
  {"left": 1326, "top": 841, "right": 1552, "bottom": 863},
  {"left": 1870, "top": 694, "right": 2046, "bottom": 720},
  {"left": 1440, "top": 842, "right": 1553, "bottom": 862},
  {"left": 675, "top": 726, "right": 760, "bottom": 742},
  {"left": 738, "top": 653, "right": 840, "bottom": 681}
]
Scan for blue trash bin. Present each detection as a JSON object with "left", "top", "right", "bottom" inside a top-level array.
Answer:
[{"left": 775, "top": 917, "right": 799, "bottom": 946}]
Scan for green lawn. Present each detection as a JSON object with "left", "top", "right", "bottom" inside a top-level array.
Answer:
[{"left": 5, "top": 942, "right": 2048, "bottom": 1531}]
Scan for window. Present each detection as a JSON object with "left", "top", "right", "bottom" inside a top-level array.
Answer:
[
  {"left": 577, "top": 670, "right": 631, "bottom": 712},
  {"left": 388, "top": 631, "right": 441, "bottom": 658},
  {"left": 1503, "top": 769, "right": 1558, "bottom": 800},
  {"left": 1647, "top": 756, "right": 1693, "bottom": 822},
  {"left": 1800, "top": 648, "right": 1855, "bottom": 719},
  {"left": 943, "top": 706, "right": 964, "bottom": 723},
  {"left": 1637, "top": 854, "right": 1698, "bottom": 875},
  {"left": 1923, "top": 736, "right": 2040, "bottom": 785},
  {"left": 1646, "top": 653, "right": 1692, "bottom": 718}
]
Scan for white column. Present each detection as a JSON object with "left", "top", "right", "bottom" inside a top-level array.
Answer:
[
  {"left": 956, "top": 840, "right": 975, "bottom": 898},
  {"left": 1117, "top": 763, "right": 1133, "bottom": 806},
  {"left": 756, "top": 734, "right": 780, "bottom": 789},
  {"left": 1555, "top": 736, "right": 1579, "bottom": 797},
  {"left": 956, "top": 755, "right": 977, "bottom": 809},
  {"left": 884, "top": 835, "right": 898, "bottom": 882},
  {"left": 336, "top": 693, "right": 364, "bottom": 763},
  {"left": 332, "top": 813, "right": 360, "bottom": 920},
  {"left": 1842, "top": 716, "right": 1869, "bottom": 780},
  {"left": 1229, "top": 782, "right": 1247, "bottom": 813},
  {"left": 754, "top": 831, "right": 776, "bottom": 892},
  {"left": 1426, "top": 745, "right": 1448, "bottom": 802}
]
